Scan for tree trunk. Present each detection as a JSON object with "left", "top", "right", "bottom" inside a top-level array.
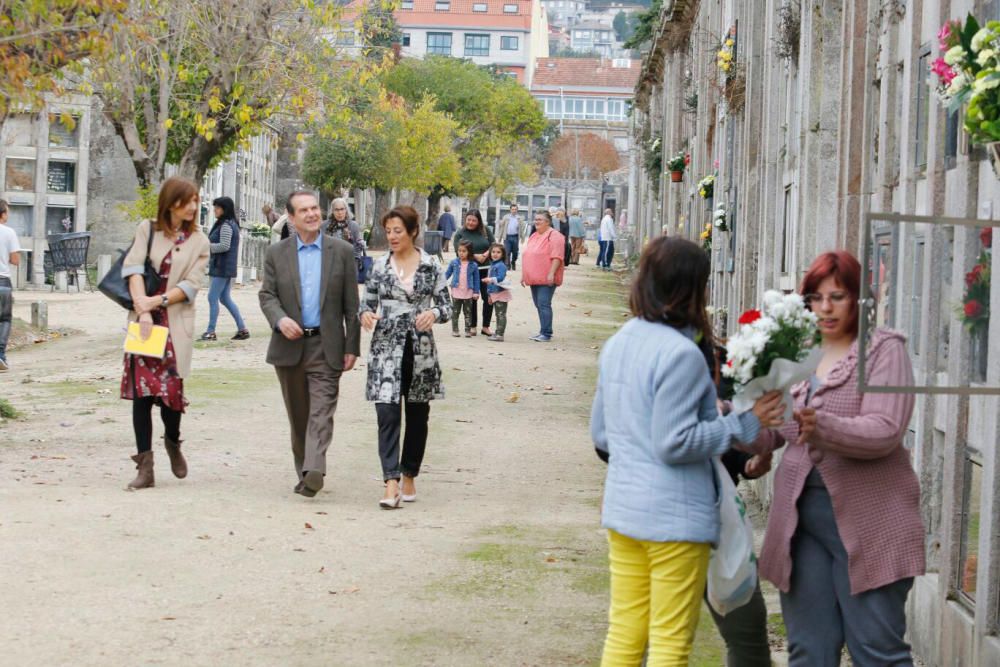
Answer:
[
  {"left": 425, "top": 189, "right": 444, "bottom": 231},
  {"left": 177, "top": 132, "right": 230, "bottom": 185},
  {"left": 368, "top": 187, "right": 392, "bottom": 250}
]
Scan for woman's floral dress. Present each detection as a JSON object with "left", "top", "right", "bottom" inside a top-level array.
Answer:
[{"left": 119, "top": 233, "right": 188, "bottom": 412}]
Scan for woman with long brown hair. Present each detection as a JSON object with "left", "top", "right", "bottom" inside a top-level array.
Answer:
[
  {"left": 591, "top": 236, "right": 783, "bottom": 665},
  {"left": 120, "top": 176, "right": 210, "bottom": 489}
]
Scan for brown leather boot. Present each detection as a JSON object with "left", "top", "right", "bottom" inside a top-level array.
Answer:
[
  {"left": 163, "top": 436, "right": 188, "bottom": 479},
  {"left": 128, "top": 451, "right": 155, "bottom": 489}
]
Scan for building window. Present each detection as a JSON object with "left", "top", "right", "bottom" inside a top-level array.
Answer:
[
  {"left": 503, "top": 3, "right": 518, "bottom": 13},
  {"left": 473, "top": 2, "right": 487, "bottom": 10},
  {"left": 464, "top": 34, "right": 490, "bottom": 57},
  {"left": 47, "top": 161, "right": 76, "bottom": 193},
  {"left": 427, "top": 32, "right": 452, "bottom": 55},
  {"left": 574, "top": 30, "right": 589, "bottom": 39},
  {"left": 45, "top": 207, "right": 75, "bottom": 236},
  {"left": 532, "top": 195, "right": 546, "bottom": 210},
  {"left": 5, "top": 158, "right": 35, "bottom": 191},
  {"left": 7, "top": 205, "right": 33, "bottom": 237},
  {"left": 781, "top": 185, "right": 793, "bottom": 273},
  {"left": 401, "top": 0, "right": 413, "bottom": 8},
  {"left": 435, "top": 0, "right": 450, "bottom": 10},
  {"left": 944, "top": 109, "right": 960, "bottom": 168},
  {"left": 607, "top": 99, "right": 625, "bottom": 120},
  {"left": 957, "top": 453, "right": 983, "bottom": 605},
  {"left": 501, "top": 36, "right": 518, "bottom": 50},
  {"left": 4, "top": 114, "right": 34, "bottom": 146},
  {"left": 908, "top": 236, "right": 925, "bottom": 354},
  {"left": 914, "top": 50, "right": 930, "bottom": 170},
  {"left": 48, "top": 114, "right": 80, "bottom": 148},
  {"left": 402, "top": 33, "right": 411, "bottom": 47}
]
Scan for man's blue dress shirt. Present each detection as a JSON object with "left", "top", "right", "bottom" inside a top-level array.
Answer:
[{"left": 297, "top": 235, "right": 322, "bottom": 328}]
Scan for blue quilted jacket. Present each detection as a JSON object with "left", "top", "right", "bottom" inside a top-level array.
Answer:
[{"left": 591, "top": 318, "right": 761, "bottom": 544}]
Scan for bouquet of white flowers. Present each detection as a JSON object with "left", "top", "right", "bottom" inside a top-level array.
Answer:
[{"left": 722, "top": 290, "right": 822, "bottom": 419}]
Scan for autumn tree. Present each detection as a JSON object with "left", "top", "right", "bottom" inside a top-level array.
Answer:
[
  {"left": 0, "top": 0, "right": 127, "bottom": 119},
  {"left": 90, "top": 0, "right": 351, "bottom": 187},
  {"left": 546, "top": 131, "right": 620, "bottom": 179},
  {"left": 382, "top": 56, "right": 547, "bottom": 224}
]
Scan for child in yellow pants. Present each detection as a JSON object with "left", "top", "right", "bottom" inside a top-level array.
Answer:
[{"left": 601, "top": 531, "right": 711, "bottom": 666}]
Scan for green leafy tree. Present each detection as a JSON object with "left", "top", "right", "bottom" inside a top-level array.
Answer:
[{"left": 382, "top": 56, "right": 547, "bottom": 224}]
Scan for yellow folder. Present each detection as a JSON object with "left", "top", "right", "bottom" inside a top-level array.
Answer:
[{"left": 123, "top": 322, "right": 169, "bottom": 359}]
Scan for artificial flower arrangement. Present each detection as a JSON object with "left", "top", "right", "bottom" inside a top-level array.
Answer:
[
  {"left": 698, "top": 174, "right": 715, "bottom": 199},
  {"left": 722, "top": 290, "right": 822, "bottom": 419},
  {"left": 717, "top": 32, "right": 736, "bottom": 75},
  {"left": 959, "top": 227, "right": 992, "bottom": 332},
  {"left": 700, "top": 222, "right": 713, "bottom": 251},
  {"left": 666, "top": 151, "right": 689, "bottom": 173},
  {"left": 930, "top": 16, "right": 1000, "bottom": 143},
  {"left": 713, "top": 202, "right": 728, "bottom": 231}
]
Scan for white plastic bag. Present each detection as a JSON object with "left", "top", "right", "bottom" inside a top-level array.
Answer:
[{"left": 706, "top": 457, "right": 757, "bottom": 617}]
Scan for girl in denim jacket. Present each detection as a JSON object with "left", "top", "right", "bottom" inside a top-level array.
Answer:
[
  {"left": 444, "top": 241, "right": 480, "bottom": 337},
  {"left": 483, "top": 243, "right": 512, "bottom": 342}
]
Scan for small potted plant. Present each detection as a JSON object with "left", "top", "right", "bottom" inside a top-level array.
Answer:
[
  {"left": 697, "top": 174, "right": 715, "bottom": 201},
  {"left": 700, "top": 222, "right": 713, "bottom": 252},
  {"left": 713, "top": 202, "right": 728, "bottom": 231},
  {"left": 666, "top": 151, "right": 688, "bottom": 182}
]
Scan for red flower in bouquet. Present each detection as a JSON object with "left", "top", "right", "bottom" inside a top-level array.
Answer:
[
  {"left": 980, "top": 227, "right": 992, "bottom": 249},
  {"left": 966, "top": 264, "right": 984, "bottom": 286},
  {"left": 738, "top": 309, "right": 762, "bottom": 325},
  {"left": 965, "top": 300, "right": 984, "bottom": 318}
]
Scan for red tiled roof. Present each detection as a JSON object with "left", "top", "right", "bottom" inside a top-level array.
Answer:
[
  {"left": 531, "top": 57, "right": 641, "bottom": 91},
  {"left": 396, "top": 0, "right": 533, "bottom": 29}
]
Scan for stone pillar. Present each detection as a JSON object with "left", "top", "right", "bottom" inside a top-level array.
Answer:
[
  {"left": 31, "top": 301, "right": 47, "bottom": 330},
  {"left": 96, "top": 254, "right": 113, "bottom": 284}
]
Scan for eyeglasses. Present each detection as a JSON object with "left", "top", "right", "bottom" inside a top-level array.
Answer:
[
  {"left": 803, "top": 292, "right": 851, "bottom": 306},
  {"left": 333, "top": 207, "right": 347, "bottom": 212}
]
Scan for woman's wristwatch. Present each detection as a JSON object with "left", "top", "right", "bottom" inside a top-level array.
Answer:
[{"left": 160, "top": 294, "right": 169, "bottom": 309}]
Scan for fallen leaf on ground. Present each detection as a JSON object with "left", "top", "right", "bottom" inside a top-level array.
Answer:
[
  {"left": 161, "top": 616, "right": 176, "bottom": 621},
  {"left": 583, "top": 310, "right": 592, "bottom": 316},
  {"left": 544, "top": 385, "right": 553, "bottom": 391},
  {"left": 304, "top": 522, "right": 314, "bottom": 530},
  {"left": 196, "top": 535, "right": 211, "bottom": 540},
  {"left": 506, "top": 393, "right": 520, "bottom": 403}
]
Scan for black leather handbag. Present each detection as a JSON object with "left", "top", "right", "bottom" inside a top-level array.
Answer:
[{"left": 98, "top": 220, "right": 161, "bottom": 311}]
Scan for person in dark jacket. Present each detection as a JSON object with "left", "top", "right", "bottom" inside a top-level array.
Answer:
[
  {"left": 438, "top": 204, "right": 456, "bottom": 252},
  {"left": 199, "top": 196, "right": 249, "bottom": 341},
  {"left": 450, "top": 209, "right": 495, "bottom": 335}
]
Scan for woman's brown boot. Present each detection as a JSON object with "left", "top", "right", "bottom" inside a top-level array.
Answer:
[
  {"left": 163, "top": 437, "right": 188, "bottom": 479},
  {"left": 128, "top": 451, "right": 155, "bottom": 489}
]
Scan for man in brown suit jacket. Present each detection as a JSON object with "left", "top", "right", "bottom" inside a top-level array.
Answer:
[{"left": 259, "top": 191, "right": 361, "bottom": 497}]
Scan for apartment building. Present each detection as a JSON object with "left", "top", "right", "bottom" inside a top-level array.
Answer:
[
  {"left": 531, "top": 56, "right": 639, "bottom": 155},
  {"left": 200, "top": 124, "right": 279, "bottom": 228},
  {"left": 395, "top": 0, "right": 549, "bottom": 85}
]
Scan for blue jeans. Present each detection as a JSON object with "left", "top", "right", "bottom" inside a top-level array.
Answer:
[
  {"left": 504, "top": 235, "right": 519, "bottom": 267},
  {"left": 0, "top": 276, "right": 12, "bottom": 361},
  {"left": 206, "top": 275, "right": 246, "bottom": 333},
  {"left": 530, "top": 285, "right": 556, "bottom": 337}
]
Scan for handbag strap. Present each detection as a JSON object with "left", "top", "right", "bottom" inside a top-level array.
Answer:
[{"left": 145, "top": 219, "right": 155, "bottom": 260}]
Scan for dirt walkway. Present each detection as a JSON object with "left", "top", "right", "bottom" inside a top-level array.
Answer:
[{"left": 0, "top": 256, "right": 628, "bottom": 666}]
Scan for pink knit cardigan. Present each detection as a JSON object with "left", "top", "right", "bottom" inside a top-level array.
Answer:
[{"left": 754, "top": 328, "right": 925, "bottom": 595}]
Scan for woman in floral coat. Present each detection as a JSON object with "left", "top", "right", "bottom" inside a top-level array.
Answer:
[{"left": 360, "top": 205, "right": 452, "bottom": 509}]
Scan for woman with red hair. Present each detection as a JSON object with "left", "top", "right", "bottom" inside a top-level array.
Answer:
[{"left": 755, "top": 250, "right": 924, "bottom": 666}]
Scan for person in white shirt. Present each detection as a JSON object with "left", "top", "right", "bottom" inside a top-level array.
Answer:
[
  {"left": 0, "top": 199, "right": 22, "bottom": 371},
  {"left": 598, "top": 208, "right": 617, "bottom": 271},
  {"left": 497, "top": 204, "right": 523, "bottom": 270}
]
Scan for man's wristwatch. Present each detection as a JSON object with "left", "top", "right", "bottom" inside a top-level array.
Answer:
[{"left": 160, "top": 295, "right": 169, "bottom": 309}]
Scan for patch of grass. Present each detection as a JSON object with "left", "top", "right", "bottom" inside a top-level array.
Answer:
[
  {"left": 767, "top": 612, "right": 787, "bottom": 638},
  {"left": 184, "top": 367, "right": 274, "bottom": 400},
  {"left": 690, "top": 603, "right": 728, "bottom": 665},
  {"left": 0, "top": 398, "right": 20, "bottom": 419},
  {"left": 37, "top": 379, "right": 116, "bottom": 400}
]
